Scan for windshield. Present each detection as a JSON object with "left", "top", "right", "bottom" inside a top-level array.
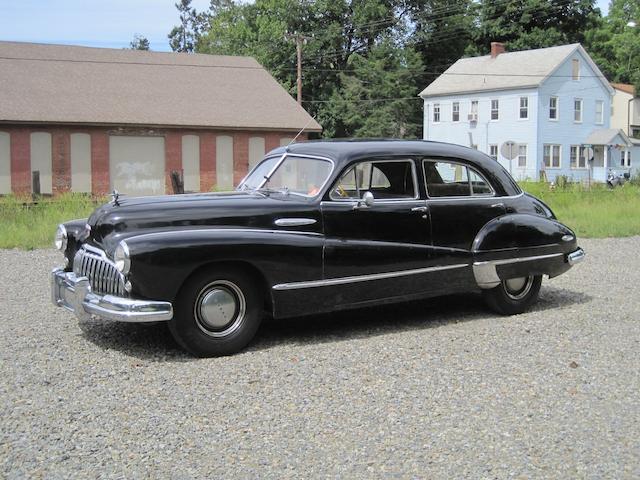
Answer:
[{"left": 239, "top": 155, "right": 333, "bottom": 197}]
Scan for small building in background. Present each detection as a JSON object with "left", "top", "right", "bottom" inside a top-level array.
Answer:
[
  {"left": 420, "top": 43, "right": 637, "bottom": 182},
  {"left": 0, "top": 41, "right": 321, "bottom": 196}
]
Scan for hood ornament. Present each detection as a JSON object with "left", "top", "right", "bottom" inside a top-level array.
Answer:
[{"left": 110, "top": 189, "right": 121, "bottom": 206}]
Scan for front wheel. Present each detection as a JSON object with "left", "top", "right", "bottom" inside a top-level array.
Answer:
[
  {"left": 169, "top": 267, "right": 263, "bottom": 357},
  {"left": 482, "top": 275, "right": 542, "bottom": 315}
]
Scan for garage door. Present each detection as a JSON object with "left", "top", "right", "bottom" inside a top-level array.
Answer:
[{"left": 109, "top": 136, "right": 165, "bottom": 196}]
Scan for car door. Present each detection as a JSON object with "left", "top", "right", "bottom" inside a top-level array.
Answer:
[
  {"left": 320, "top": 158, "right": 434, "bottom": 306},
  {"left": 423, "top": 158, "right": 506, "bottom": 252}
]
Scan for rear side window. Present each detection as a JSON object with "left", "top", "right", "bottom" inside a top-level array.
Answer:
[
  {"left": 331, "top": 160, "right": 416, "bottom": 200},
  {"left": 423, "top": 160, "right": 494, "bottom": 197}
]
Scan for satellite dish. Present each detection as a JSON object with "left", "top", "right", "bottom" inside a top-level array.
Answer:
[{"left": 500, "top": 141, "right": 518, "bottom": 161}]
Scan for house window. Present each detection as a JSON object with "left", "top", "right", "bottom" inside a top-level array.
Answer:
[
  {"left": 491, "top": 99, "right": 499, "bottom": 120},
  {"left": 543, "top": 144, "right": 561, "bottom": 168},
  {"left": 574, "top": 98, "right": 583, "bottom": 122},
  {"left": 572, "top": 59, "right": 580, "bottom": 80},
  {"left": 570, "top": 145, "right": 587, "bottom": 169},
  {"left": 549, "top": 96, "right": 558, "bottom": 120},
  {"left": 622, "top": 150, "right": 631, "bottom": 167},
  {"left": 452, "top": 102, "right": 460, "bottom": 122},
  {"left": 469, "top": 100, "right": 478, "bottom": 121},
  {"left": 471, "top": 144, "right": 478, "bottom": 150},
  {"left": 517, "top": 145, "right": 527, "bottom": 167},
  {"left": 489, "top": 144, "right": 498, "bottom": 161},
  {"left": 519, "top": 97, "right": 528, "bottom": 119},
  {"left": 595, "top": 100, "right": 604, "bottom": 124},
  {"left": 433, "top": 103, "right": 440, "bottom": 123},
  {"left": 632, "top": 127, "right": 640, "bottom": 139}
]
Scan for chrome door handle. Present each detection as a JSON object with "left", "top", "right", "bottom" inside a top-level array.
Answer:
[
  {"left": 490, "top": 203, "right": 505, "bottom": 209},
  {"left": 411, "top": 206, "right": 428, "bottom": 213}
]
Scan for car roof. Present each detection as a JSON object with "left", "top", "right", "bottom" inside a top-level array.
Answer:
[{"left": 268, "top": 139, "right": 521, "bottom": 196}]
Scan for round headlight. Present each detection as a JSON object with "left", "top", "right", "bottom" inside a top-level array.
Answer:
[
  {"left": 113, "top": 241, "right": 131, "bottom": 275},
  {"left": 54, "top": 224, "right": 67, "bottom": 251}
]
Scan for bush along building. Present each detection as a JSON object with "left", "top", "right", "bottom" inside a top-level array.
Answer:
[
  {"left": 0, "top": 41, "right": 321, "bottom": 197},
  {"left": 420, "top": 42, "right": 637, "bottom": 182}
]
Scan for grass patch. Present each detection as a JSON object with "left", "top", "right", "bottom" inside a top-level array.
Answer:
[
  {"left": 0, "top": 194, "right": 104, "bottom": 250},
  {"left": 520, "top": 182, "right": 640, "bottom": 238},
  {"left": 1, "top": 183, "right": 639, "bottom": 249}
]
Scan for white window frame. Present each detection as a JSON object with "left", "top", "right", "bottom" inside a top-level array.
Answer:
[
  {"left": 549, "top": 96, "right": 558, "bottom": 121},
  {"left": 570, "top": 145, "right": 588, "bottom": 169},
  {"left": 622, "top": 150, "right": 631, "bottom": 168},
  {"left": 574, "top": 98, "right": 583, "bottom": 123},
  {"left": 519, "top": 97, "right": 529, "bottom": 120},
  {"left": 470, "top": 100, "right": 479, "bottom": 121},
  {"left": 489, "top": 144, "right": 498, "bottom": 161},
  {"left": 517, "top": 144, "right": 527, "bottom": 167},
  {"left": 490, "top": 99, "right": 499, "bottom": 121},
  {"left": 595, "top": 100, "right": 604, "bottom": 125},
  {"left": 452, "top": 102, "right": 460, "bottom": 122},
  {"left": 543, "top": 144, "right": 562, "bottom": 169},
  {"left": 433, "top": 103, "right": 440, "bottom": 123},
  {"left": 572, "top": 58, "right": 580, "bottom": 81}
]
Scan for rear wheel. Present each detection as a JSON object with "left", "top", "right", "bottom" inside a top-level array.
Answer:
[
  {"left": 482, "top": 275, "right": 542, "bottom": 315},
  {"left": 169, "top": 267, "right": 263, "bottom": 357}
]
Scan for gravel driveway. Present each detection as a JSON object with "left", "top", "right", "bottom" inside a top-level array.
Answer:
[{"left": 1, "top": 237, "right": 639, "bottom": 478}]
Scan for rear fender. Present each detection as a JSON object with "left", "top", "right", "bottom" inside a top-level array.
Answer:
[{"left": 472, "top": 214, "right": 577, "bottom": 288}]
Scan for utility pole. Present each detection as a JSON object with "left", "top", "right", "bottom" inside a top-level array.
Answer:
[{"left": 285, "top": 32, "right": 312, "bottom": 105}]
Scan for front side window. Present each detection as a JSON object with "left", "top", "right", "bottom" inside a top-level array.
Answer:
[
  {"left": 549, "top": 96, "right": 558, "bottom": 120},
  {"left": 452, "top": 102, "right": 460, "bottom": 122},
  {"left": 519, "top": 97, "right": 528, "bottom": 119},
  {"left": 543, "top": 144, "right": 561, "bottom": 168},
  {"left": 433, "top": 103, "right": 440, "bottom": 123},
  {"left": 330, "top": 160, "right": 416, "bottom": 200},
  {"left": 491, "top": 99, "right": 499, "bottom": 120},
  {"left": 240, "top": 154, "right": 332, "bottom": 197},
  {"left": 574, "top": 98, "right": 583, "bottom": 122},
  {"left": 595, "top": 100, "right": 604, "bottom": 124},
  {"left": 423, "top": 160, "right": 494, "bottom": 197},
  {"left": 517, "top": 145, "right": 527, "bottom": 167}
]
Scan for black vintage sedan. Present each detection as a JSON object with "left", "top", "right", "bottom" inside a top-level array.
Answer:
[{"left": 52, "top": 140, "right": 584, "bottom": 356}]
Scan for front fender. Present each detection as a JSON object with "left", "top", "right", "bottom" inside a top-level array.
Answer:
[{"left": 123, "top": 228, "right": 324, "bottom": 302}]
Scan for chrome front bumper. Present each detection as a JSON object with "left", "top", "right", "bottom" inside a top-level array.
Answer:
[{"left": 51, "top": 268, "right": 173, "bottom": 323}]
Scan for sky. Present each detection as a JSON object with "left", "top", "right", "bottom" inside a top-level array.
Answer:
[{"left": 0, "top": 0, "right": 612, "bottom": 52}]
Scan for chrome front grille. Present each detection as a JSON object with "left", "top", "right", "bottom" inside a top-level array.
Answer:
[{"left": 73, "top": 245, "right": 125, "bottom": 296}]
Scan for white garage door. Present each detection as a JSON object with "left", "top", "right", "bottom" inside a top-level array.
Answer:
[{"left": 109, "top": 136, "right": 165, "bottom": 196}]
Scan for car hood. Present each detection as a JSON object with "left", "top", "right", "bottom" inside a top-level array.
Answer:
[{"left": 86, "top": 191, "right": 313, "bottom": 252}]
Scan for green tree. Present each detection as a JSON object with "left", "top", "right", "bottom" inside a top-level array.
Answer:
[
  {"left": 168, "top": 0, "right": 210, "bottom": 52},
  {"left": 471, "top": 0, "right": 599, "bottom": 54},
  {"left": 585, "top": 0, "right": 640, "bottom": 92},
  {"left": 129, "top": 34, "right": 150, "bottom": 51}
]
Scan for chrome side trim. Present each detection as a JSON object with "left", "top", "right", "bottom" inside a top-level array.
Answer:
[
  {"left": 127, "top": 228, "right": 323, "bottom": 243},
  {"left": 272, "top": 263, "right": 469, "bottom": 291},
  {"left": 52, "top": 268, "right": 173, "bottom": 323},
  {"left": 473, "top": 252, "right": 563, "bottom": 289},
  {"left": 274, "top": 218, "right": 317, "bottom": 227},
  {"left": 567, "top": 248, "right": 585, "bottom": 266}
]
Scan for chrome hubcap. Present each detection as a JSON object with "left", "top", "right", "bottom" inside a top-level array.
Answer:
[
  {"left": 504, "top": 276, "right": 534, "bottom": 300},
  {"left": 194, "top": 280, "right": 246, "bottom": 337}
]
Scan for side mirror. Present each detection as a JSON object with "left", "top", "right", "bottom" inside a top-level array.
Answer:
[
  {"left": 353, "top": 191, "right": 375, "bottom": 210},
  {"left": 362, "top": 191, "right": 375, "bottom": 207}
]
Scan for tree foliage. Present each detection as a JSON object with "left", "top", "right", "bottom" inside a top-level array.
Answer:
[
  {"left": 584, "top": 0, "right": 640, "bottom": 95},
  {"left": 129, "top": 34, "right": 150, "bottom": 51},
  {"left": 168, "top": 0, "right": 639, "bottom": 136}
]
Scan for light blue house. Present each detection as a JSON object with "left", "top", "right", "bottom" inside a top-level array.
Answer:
[{"left": 420, "top": 43, "right": 636, "bottom": 182}]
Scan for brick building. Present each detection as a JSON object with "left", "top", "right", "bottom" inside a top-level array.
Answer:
[{"left": 0, "top": 41, "right": 322, "bottom": 196}]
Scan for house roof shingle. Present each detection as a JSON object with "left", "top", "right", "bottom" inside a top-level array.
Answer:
[
  {"left": 0, "top": 41, "right": 322, "bottom": 132},
  {"left": 419, "top": 43, "right": 613, "bottom": 98},
  {"left": 611, "top": 83, "right": 635, "bottom": 95}
]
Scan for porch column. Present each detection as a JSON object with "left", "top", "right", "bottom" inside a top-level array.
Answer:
[{"left": 604, "top": 145, "right": 608, "bottom": 170}]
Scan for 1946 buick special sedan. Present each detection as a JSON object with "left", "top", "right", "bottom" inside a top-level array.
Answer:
[{"left": 52, "top": 140, "right": 584, "bottom": 356}]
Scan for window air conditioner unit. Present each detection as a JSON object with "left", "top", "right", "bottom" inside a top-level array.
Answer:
[{"left": 468, "top": 113, "right": 478, "bottom": 122}]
